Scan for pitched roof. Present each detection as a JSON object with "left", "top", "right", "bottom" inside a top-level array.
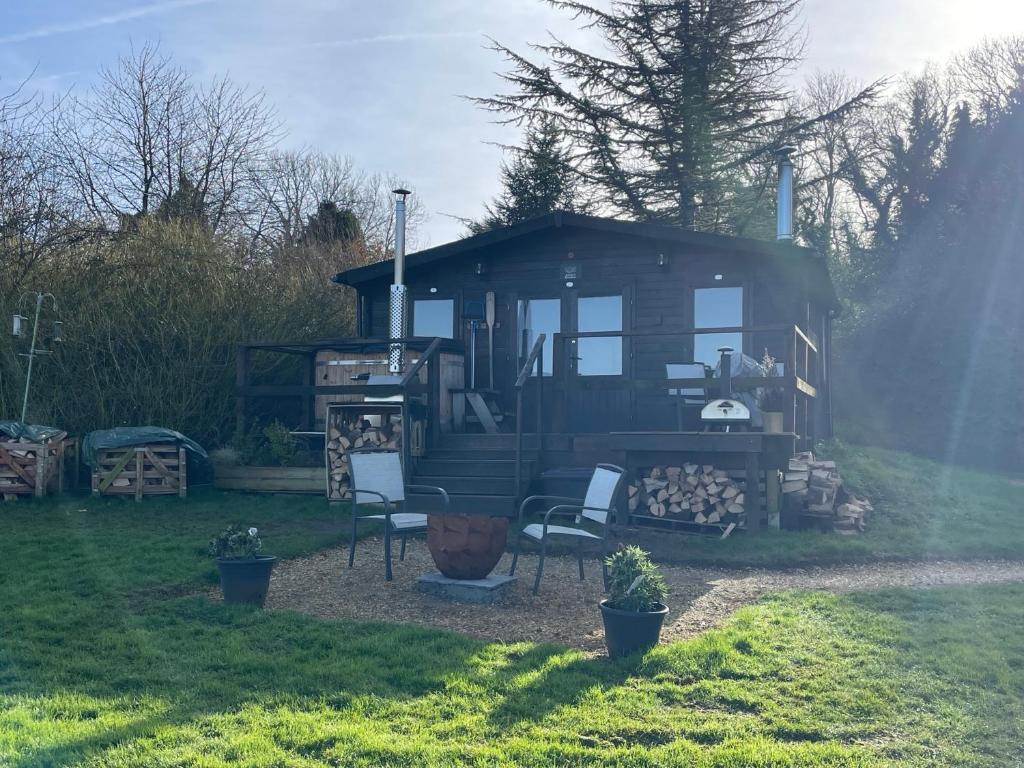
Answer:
[{"left": 333, "top": 211, "right": 839, "bottom": 308}]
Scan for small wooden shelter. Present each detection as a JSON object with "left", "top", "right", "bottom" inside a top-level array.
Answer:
[{"left": 236, "top": 212, "right": 837, "bottom": 534}]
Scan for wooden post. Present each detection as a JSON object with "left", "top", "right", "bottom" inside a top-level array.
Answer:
[
  {"left": 766, "top": 468, "right": 781, "bottom": 524},
  {"left": 429, "top": 351, "right": 441, "bottom": 448},
  {"left": 745, "top": 450, "right": 763, "bottom": 534},
  {"left": 514, "top": 387, "right": 523, "bottom": 504},
  {"left": 235, "top": 345, "right": 250, "bottom": 437},
  {"left": 178, "top": 447, "right": 187, "bottom": 498},
  {"left": 34, "top": 444, "right": 46, "bottom": 498},
  {"left": 536, "top": 347, "right": 544, "bottom": 458},
  {"left": 300, "top": 352, "right": 314, "bottom": 431},
  {"left": 134, "top": 448, "right": 144, "bottom": 502}
]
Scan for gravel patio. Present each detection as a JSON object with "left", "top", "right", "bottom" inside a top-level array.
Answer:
[{"left": 264, "top": 536, "right": 1024, "bottom": 652}]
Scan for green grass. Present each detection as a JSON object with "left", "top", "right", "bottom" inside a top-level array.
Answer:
[
  {"left": 656, "top": 440, "right": 1024, "bottom": 567},
  {"left": 1, "top": 489, "right": 1023, "bottom": 766}
]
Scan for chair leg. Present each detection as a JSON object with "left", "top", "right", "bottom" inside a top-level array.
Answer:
[
  {"left": 601, "top": 538, "right": 609, "bottom": 589},
  {"left": 384, "top": 526, "right": 393, "bottom": 581},
  {"left": 348, "top": 514, "right": 358, "bottom": 568},
  {"left": 509, "top": 535, "right": 521, "bottom": 576},
  {"left": 533, "top": 538, "right": 546, "bottom": 595},
  {"left": 576, "top": 539, "right": 585, "bottom": 581},
  {"left": 399, "top": 536, "right": 407, "bottom": 561}
]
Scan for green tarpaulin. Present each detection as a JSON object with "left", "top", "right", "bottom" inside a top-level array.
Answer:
[
  {"left": 0, "top": 421, "right": 66, "bottom": 443},
  {"left": 82, "top": 427, "right": 208, "bottom": 467}
]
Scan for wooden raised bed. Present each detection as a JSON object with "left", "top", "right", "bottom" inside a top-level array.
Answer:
[
  {"left": 213, "top": 464, "right": 327, "bottom": 494},
  {"left": 0, "top": 434, "right": 70, "bottom": 499},
  {"left": 92, "top": 444, "right": 187, "bottom": 500}
]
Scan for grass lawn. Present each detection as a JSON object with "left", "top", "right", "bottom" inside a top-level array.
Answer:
[
  {"left": 1, "top": 487, "right": 1023, "bottom": 766},
  {"left": 655, "top": 440, "right": 1024, "bottom": 567}
]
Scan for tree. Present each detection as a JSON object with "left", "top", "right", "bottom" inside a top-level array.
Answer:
[
  {"left": 476, "top": 0, "right": 878, "bottom": 231},
  {"left": 470, "top": 118, "right": 584, "bottom": 233},
  {"left": 301, "top": 201, "right": 363, "bottom": 245},
  {"left": 52, "top": 43, "right": 279, "bottom": 234}
]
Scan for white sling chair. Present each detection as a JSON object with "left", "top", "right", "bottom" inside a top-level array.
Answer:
[
  {"left": 345, "top": 448, "right": 449, "bottom": 580},
  {"left": 511, "top": 464, "right": 626, "bottom": 594}
]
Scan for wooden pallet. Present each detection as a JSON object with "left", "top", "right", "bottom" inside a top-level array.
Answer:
[
  {"left": 92, "top": 444, "right": 187, "bottom": 500},
  {"left": 0, "top": 435, "right": 68, "bottom": 499}
]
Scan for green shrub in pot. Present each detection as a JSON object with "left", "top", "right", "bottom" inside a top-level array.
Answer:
[{"left": 600, "top": 546, "right": 669, "bottom": 657}]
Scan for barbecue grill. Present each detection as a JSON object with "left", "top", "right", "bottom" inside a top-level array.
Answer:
[{"left": 700, "top": 347, "right": 751, "bottom": 432}]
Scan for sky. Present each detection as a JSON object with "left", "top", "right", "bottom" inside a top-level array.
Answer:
[{"left": 1, "top": 0, "right": 1023, "bottom": 246}]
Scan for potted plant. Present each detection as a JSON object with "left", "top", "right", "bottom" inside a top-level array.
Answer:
[
  {"left": 756, "top": 350, "right": 787, "bottom": 433},
  {"left": 599, "top": 546, "right": 669, "bottom": 658},
  {"left": 209, "top": 525, "right": 276, "bottom": 606}
]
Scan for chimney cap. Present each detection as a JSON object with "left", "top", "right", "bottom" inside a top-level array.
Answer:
[
  {"left": 775, "top": 145, "right": 797, "bottom": 159},
  {"left": 392, "top": 188, "right": 412, "bottom": 197}
]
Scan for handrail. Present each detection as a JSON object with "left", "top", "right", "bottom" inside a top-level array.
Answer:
[
  {"left": 514, "top": 334, "right": 546, "bottom": 502},
  {"left": 515, "top": 334, "right": 546, "bottom": 389},
  {"left": 400, "top": 336, "right": 443, "bottom": 387}
]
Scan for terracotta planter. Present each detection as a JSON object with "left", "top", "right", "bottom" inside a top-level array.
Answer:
[{"left": 427, "top": 514, "right": 509, "bottom": 580}]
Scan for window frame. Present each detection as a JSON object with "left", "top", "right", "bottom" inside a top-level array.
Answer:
[{"left": 410, "top": 296, "right": 457, "bottom": 340}]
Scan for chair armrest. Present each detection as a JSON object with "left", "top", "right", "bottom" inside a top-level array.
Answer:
[
  {"left": 519, "top": 494, "right": 585, "bottom": 520},
  {"left": 346, "top": 488, "right": 393, "bottom": 516},
  {"left": 542, "top": 504, "right": 585, "bottom": 532},
  {"left": 406, "top": 484, "right": 450, "bottom": 512}
]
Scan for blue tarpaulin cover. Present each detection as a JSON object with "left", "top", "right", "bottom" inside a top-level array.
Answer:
[
  {"left": 0, "top": 421, "right": 66, "bottom": 443},
  {"left": 82, "top": 427, "right": 208, "bottom": 466}
]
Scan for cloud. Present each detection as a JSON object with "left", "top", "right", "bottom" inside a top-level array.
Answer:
[{"left": 0, "top": 0, "right": 217, "bottom": 45}]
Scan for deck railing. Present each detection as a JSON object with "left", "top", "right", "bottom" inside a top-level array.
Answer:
[
  {"left": 513, "top": 333, "right": 545, "bottom": 500},
  {"left": 550, "top": 324, "right": 821, "bottom": 443},
  {"left": 235, "top": 336, "right": 450, "bottom": 481}
]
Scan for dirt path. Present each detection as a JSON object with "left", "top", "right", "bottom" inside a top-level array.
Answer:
[{"left": 265, "top": 541, "right": 1024, "bottom": 651}]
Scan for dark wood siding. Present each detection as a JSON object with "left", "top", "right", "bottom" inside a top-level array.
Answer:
[{"left": 357, "top": 224, "right": 824, "bottom": 436}]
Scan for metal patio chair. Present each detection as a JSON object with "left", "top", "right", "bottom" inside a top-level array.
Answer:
[
  {"left": 345, "top": 448, "right": 449, "bottom": 580},
  {"left": 510, "top": 463, "right": 627, "bottom": 594}
]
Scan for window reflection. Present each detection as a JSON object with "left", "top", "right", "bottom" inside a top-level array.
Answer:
[
  {"left": 577, "top": 295, "right": 622, "bottom": 376},
  {"left": 518, "top": 299, "right": 560, "bottom": 375},
  {"left": 412, "top": 299, "right": 454, "bottom": 338},
  {"left": 694, "top": 287, "right": 743, "bottom": 366}
]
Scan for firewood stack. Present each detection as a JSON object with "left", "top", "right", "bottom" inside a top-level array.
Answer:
[
  {"left": 781, "top": 451, "right": 873, "bottom": 533},
  {"left": 627, "top": 463, "right": 746, "bottom": 527},
  {"left": 325, "top": 413, "right": 402, "bottom": 501}
]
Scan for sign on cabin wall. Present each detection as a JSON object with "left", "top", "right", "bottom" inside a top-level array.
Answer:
[{"left": 561, "top": 262, "right": 580, "bottom": 283}]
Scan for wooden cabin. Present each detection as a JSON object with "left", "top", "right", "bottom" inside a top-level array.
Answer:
[{"left": 236, "top": 212, "right": 838, "bottom": 531}]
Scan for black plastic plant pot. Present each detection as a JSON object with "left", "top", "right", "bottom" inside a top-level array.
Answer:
[
  {"left": 599, "top": 600, "right": 669, "bottom": 658},
  {"left": 217, "top": 555, "right": 277, "bottom": 606}
]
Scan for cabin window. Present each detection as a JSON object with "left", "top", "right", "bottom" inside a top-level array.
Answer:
[
  {"left": 412, "top": 299, "right": 454, "bottom": 338},
  {"left": 693, "top": 286, "right": 743, "bottom": 366},
  {"left": 576, "top": 295, "right": 623, "bottom": 376},
  {"left": 517, "top": 299, "right": 560, "bottom": 376}
]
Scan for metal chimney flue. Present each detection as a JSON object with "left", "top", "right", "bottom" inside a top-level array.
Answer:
[
  {"left": 388, "top": 188, "right": 411, "bottom": 374},
  {"left": 775, "top": 146, "right": 795, "bottom": 241}
]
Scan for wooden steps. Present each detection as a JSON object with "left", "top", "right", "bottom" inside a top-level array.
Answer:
[{"left": 411, "top": 433, "right": 538, "bottom": 517}]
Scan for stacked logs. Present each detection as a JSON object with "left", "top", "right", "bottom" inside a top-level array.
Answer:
[
  {"left": 325, "top": 414, "right": 402, "bottom": 501},
  {"left": 627, "top": 463, "right": 746, "bottom": 527},
  {"left": 782, "top": 451, "right": 873, "bottom": 533}
]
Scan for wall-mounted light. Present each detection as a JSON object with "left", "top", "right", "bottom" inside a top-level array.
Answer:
[
  {"left": 11, "top": 315, "right": 27, "bottom": 338},
  {"left": 429, "top": 287, "right": 438, "bottom": 294},
  {"left": 656, "top": 253, "right": 667, "bottom": 267},
  {"left": 714, "top": 273, "right": 724, "bottom": 281},
  {"left": 474, "top": 262, "right": 486, "bottom": 277}
]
